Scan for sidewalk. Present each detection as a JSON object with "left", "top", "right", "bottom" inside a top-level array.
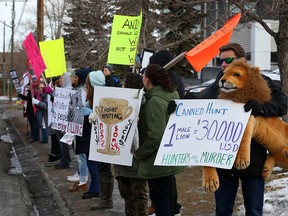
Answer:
[{"left": 4, "top": 101, "right": 126, "bottom": 216}]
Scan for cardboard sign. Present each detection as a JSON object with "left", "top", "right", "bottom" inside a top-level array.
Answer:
[
  {"left": 107, "top": 12, "right": 142, "bottom": 65},
  {"left": 23, "top": 32, "right": 46, "bottom": 78},
  {"left": 89, "top": 86, "right": 144, "bottom": 166},
  {"left": 154, "top": 99, "right": 251, "bottom": 169}
]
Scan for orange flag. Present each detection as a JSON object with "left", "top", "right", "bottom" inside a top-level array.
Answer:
[{"left": 186, "top": 13, "right": 241, "bottom": 72}]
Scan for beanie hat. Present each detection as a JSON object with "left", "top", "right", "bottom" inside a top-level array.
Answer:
[
  {"left": 103, "top": 64, "right": 113, "bottom": 73},
  {"left": 149, "top": 50, "right": 174, "bottom": 67},
  {"left": 75, "top": 68, "right": 93, "bottom": 84},
  {"left": 89, "top": 70, "right": 106, "bottom": 87}
]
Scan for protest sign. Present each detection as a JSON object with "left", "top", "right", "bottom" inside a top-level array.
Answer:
[
  {"left": 89, "top": 86, "right": 144, "bottom": 166},
  {"left": 107, "top": 12, "right": 142, "bottom": 65},
  {"left": 10, "top": 70, "right": 21, "bottom": 93},
  {"left": 39, "top": 38, "right": 66, "bottom": 78},
  {"left": 185, "top": 13, "right": 241, "bottom": 72},
  {"left": 51, "top": 87, "right": 86, "bottom": 138},
  {"left": 23, "top": 32, "right": 46, "bottom": 78},
  {"left": 154, "top": 99, "right": 251, "bottom": 169}
]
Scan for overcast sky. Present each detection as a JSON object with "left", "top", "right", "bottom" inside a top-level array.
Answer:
[{"left": 0, "top": 0, "right": 37, "bottom": 52}]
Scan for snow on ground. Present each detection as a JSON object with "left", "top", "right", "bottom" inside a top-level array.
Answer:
[{"left": 236, "top": 168, "right": 288, "bottom": 216}]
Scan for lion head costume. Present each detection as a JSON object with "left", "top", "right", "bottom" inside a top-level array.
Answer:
[{"left": 203, "top": 59, "right": 288, "bottom": 192}]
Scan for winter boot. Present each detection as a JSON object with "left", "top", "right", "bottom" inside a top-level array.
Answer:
[{"left": 90, "top": 173, "right": 114, "bottom": 210}]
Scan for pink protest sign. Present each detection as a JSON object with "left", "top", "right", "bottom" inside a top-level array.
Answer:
[{"left": 23, "top": 32, "right": 46, "bottom": 78}]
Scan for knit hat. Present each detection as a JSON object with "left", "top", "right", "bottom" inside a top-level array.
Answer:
[
  {"left": 149, "top": 50, "right": 174, "bottom": 67},
  {"left": 89, "top": 70, "right": 105, "bottom": 87},
  {"left": 75, "top": 68, "right": 93, "bottom": 84},
  {"left": 103, "top": 64, "right": 113, "bottom": 73}
]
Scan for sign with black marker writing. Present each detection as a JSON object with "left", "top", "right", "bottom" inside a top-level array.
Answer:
[{"left": 154, "top": 99, "right": 251, "bottom": 169}]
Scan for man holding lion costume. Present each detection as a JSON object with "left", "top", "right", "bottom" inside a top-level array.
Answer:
[{"left": 186, "top": 43, "right": 287, "bottom": 216}]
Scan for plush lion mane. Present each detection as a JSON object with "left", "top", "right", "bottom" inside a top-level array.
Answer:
[{"left": 218, "top": 60, "right": 271, "bottom": 103}]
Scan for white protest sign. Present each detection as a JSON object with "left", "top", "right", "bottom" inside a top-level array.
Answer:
[
  {"left": 89, "top": 86, "right": 144, "bottom": 166},
  {"left": 51, "top": 87, "right": 86, "bottom": 136},
  {"left": 154, "top": 99, "right": 251, "bottom": 169}
]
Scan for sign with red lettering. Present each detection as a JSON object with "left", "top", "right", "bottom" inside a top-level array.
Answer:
[{"left": 89, "top": 86, "right": 144, "bottom": 166}]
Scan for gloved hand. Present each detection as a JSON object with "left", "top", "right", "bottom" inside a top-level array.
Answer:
[
  {"left": 244, "top": 100, "right": 264, "bottom": 117},
  {"left": 18, "top": 93, "right": 23, "bottom": 98},
  {"left": 80, "top": 107, "right": 92, "bottom": 116},
  {"left": 32, "top": 98, "right": 40, "bottom": 105},
  {"left": 167, "top": 100, "right": 177, "bottom": 115},
  {"left": 88, "top": 112, "right": 97, "bottom": 124}
]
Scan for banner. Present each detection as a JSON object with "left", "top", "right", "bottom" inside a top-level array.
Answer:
[
  {"left": 23, "top": 32, "right": 46, "bottom": 78},
  {"left": 186, "top": 13, "right": 241, "bottom": 72},
  {"left": 51, "top": 87, "right": 86, "bottom": 138},
  {"left": 39, "top": 38, "right": 66, "bottom": 78},
  {"left": 107, "top": 12, "right": 142, "bottom": 65},
  {"left": 154, "top": 99, "right": 251, "bottom": 169},
  {"left": 89, "top": 86, "right": 144, "bottom": 166}
]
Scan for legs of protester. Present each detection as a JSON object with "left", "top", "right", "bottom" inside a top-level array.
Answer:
[
  {"left": 28, "top": 115, "right": 39, "bottom": 142},
  {"left": 173, "top": 176, "right": 181, "bottom": 214},
  {"left": 117, "top": 177, "right": 148, "bottom": 216},
  {"left": 69, "top": 154, "right": 89, "bottom": 192},
  {"left": 36, "top": 110, "right": 48, "bottom": 143},
  {"left": 148, "top": 175, "right": 175, "bottom": 216},
  {"left": 54, "top": 130, "right": 71, "bottom": 169},
  {"left": 241, "top": 176, "right": 264, "bottom": 216},
  {"left": 91, "top": 162, "right": 114, "bottom": 210},
  {"left": 215, "top": 173, "right": 239, "bottom": 216},
  {"left": 82, "top": 158, "right": 100, "bottom": 199}
]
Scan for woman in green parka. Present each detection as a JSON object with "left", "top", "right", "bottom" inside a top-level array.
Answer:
[{"left": 134, "top": 64, "right": 186, "bottom": 216}]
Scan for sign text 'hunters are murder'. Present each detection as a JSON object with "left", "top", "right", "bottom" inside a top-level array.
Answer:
[{"left": 154, "top": 99, "right": 251, "bottom": 169}]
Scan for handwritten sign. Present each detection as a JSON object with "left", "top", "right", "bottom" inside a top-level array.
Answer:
[
  {"left": 23, "top": 32, "right": 46, "bottom": 78},
  {"left": 51, "top": 87, "right": 86, "bottom": 137},
  {"left": 185, "top": 13, "right": 241, "bottom": 72},
  {"left": 154, "top": 99, "right": 251, "bottom": 169},
  {"left": 89, "top": 86, "right": 144, "bottom": 166},
  {"left": 107, "top": 12, "right": 142, "bottom": 65},
  {"left": 39, "top": 38, "right": 66, "bottom": 78},
  {"left": 10, "top": 70, "right": 21, "bottom": 93}
]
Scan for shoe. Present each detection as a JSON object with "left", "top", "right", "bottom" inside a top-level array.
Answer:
[
  {"left": 54, "top": 163, "right": 70, "bottom": 170},
  {"left": 69, "top": 182, "right": 88, "bottom": 192},
  {"left": 148, "top": 205, "right": 155, "bottom": 215},
  {"left": 41, "top": 141, "right": 48, "bottom": 143},
  {"left": 82, "top": 192, "right": 100, "bottom": 199},
  {"left": 90, "top": 199, "right": 113, "bottom": 210},
  {"left": 45, "top": 159, "right": 60, "bottom": 167},
  {"left": 67, "top": 172, "right": 80, "bottom": 182}
]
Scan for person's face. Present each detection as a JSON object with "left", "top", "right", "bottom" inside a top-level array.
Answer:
[
  {"left": 219, "top": 50, "right": 237, "bottom": 71},
  {"left": 142, "top": 73, "right": 150, "bottom": 90},
  {"left": 39, "top": 84, "right": 45, "bottom": 93},
  {"left": 71, "top": 75, "right": 78, "bottom": 87},
  {"left": 103, "top": 68, "right": 111, "bottom": 76}
]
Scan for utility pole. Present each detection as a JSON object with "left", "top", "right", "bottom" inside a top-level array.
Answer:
[
  {"left": 1, "top": 21, "right": 6, "bottom": 96},
  {"left": 9, "top": 0, "right": 15, "bottom": 103},
  {"left": 37, "top": 0, "right": 44, "bottom": 42}
]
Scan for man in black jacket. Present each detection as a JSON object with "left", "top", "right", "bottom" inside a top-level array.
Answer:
[{"left": 199, "top": 43, "right": 287, "bottom": 215}]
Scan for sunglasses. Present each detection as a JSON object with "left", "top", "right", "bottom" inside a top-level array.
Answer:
[{"left": 219, "top": 57, "right": 236, "bottom": 65}]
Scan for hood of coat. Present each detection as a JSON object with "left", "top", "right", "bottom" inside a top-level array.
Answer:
[{"left": 144, "top": 85, "right": 179, "bottom": 103}]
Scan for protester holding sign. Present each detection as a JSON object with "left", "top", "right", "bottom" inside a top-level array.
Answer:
[
  {"left": 195, "top": 43, "right": 287, "bottom": 215},
  {"left": 114, "top": 72, "right": 148, "bottom": 216},
  {"left": 134, "top": 64, "right": 186, "bottom": 216}
]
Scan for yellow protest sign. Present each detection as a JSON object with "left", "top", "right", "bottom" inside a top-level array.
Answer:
[
  {"left": 107, "top": 12, "right": 142, "bottom": 65},
  {"left": 39, "top": 38, "right": 66, "bottom": 78}
]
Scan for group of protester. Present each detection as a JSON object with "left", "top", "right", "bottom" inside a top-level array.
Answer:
[{"left": 18, "top": 42, "right": 287, "bottom": 216}]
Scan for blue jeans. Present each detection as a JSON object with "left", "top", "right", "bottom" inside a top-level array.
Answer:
[
  {"left": 215, "top": 174, "right": 264, "bottom": 216},
  {"left": 87, "top": 158, "right": 100, "bottom": 193},
  {"left": 148, "top": 175, "right": 175, "bottom": 216},
  {"left": 36, "top": 110, "right": 48, "bottom": 142},
  {"left": 77, "top": 154, "right": 88, "bottom": 182}
]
